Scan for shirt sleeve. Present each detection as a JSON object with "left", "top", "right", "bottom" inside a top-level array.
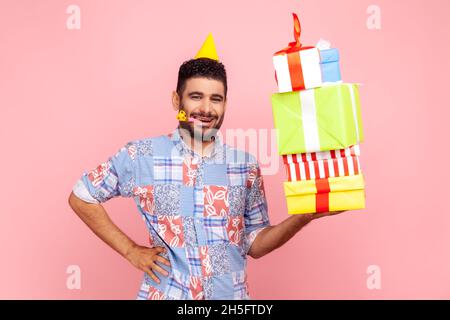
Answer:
[
  {"left": 243, "top": 161, "right": 271, "bottom": 255},
  {"left": 77, "top": 142, "right": 135, "bottom": 203},
  {"left": 72, "top": 178, "right": 100, "bottom": 204}
]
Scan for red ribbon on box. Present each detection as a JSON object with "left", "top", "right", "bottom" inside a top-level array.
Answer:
[
  {"left": 315, "top": 178, "right": 331, "bottom": 213},
  {"left": 274, "top": 13, "right": 315, "bottom": 55},
  {"left": 274, "top": 13, "right": 316, "bottom": 91}
]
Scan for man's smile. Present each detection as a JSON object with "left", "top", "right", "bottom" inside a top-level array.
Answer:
[{"left": 188, "top": 114, "right": 217, "bottom": 128}]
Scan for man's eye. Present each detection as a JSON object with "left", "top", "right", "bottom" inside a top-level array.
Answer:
[
  {"left": 212, "top": 98, "right": 222, "bottom": 103},
  {"left": 191, "top": 95, "right": 201, "bottom": 99}
]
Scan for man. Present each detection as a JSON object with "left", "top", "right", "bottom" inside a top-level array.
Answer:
[{"left": 68, "top": 35, "right": 344, "bottom": 300}]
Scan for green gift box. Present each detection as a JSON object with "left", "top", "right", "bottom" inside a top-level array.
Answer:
[{"left": 271, "top": 83, "right": 364, "bottom": 155}]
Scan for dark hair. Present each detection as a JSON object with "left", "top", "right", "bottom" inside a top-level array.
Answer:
[{"left": 176, "top": 58, "right": 227, "bottom": 99}]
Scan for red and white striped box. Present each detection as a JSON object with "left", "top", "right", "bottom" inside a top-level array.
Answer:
[{"left": 282, "top": 145, "right": 362, "bottom": 181}]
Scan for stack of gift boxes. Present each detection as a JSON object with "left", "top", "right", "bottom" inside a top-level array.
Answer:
[{"left": 271, "top": 13, "right": 366, "bottom": 214}]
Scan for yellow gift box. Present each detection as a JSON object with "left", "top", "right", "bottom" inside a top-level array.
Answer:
[{"left": 283, "top": 174, "right": 366, "bottom": 214}]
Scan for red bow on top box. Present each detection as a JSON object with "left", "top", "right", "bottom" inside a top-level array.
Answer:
[{"left": 273, "top": 13, "right": 323, "bottom": 92}]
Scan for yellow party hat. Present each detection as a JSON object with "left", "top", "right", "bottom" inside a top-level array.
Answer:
[{"left": 194, "top": 33, "right": 219, "bottom": 61}]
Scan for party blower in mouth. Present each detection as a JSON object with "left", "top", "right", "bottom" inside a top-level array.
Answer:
[{"left": 176, "top": 110, "right": 214, "bottom": 127}]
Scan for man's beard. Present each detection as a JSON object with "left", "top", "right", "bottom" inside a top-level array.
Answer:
[{"left": 178, "top": 103, "right": 224, "bottom": 143}]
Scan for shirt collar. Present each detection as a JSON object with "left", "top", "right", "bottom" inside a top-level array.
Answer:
[{"left": 169, "top": 127, "right": 225, "bottom": 163}]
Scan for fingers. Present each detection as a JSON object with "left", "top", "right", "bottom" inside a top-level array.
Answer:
[
  {"left": 145, "top": 268, "right": 161, "bottom": 284},
  {"left": 152, "top": 247, "right": 170, "bottom": 267},
  {"left": 314, "top": 210, "right": 347, "bottom": 219},
  {"left": 151, "top": 262, "right": 169, "bottom": 277},
  {"left": 154, "top": 246, "right": 166, "bottom": 254},
  {"left": 328, "top": 210, "right": 347, "bottom": 216},
  {"left": 143, "top": 246, "right": 171, "bottom": 284},
  {"left": 311, "top": 212, "right": 325, "bottom": 219},
  {"left": 155, "top": 255, "right": 171, "bottom": 267}
]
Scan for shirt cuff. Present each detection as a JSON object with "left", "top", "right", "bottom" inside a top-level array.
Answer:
[
  {"left": 72, "top": 178, "right": 100, "bottom": 204},
  {"left": 243, "top": 226, "right": 269, "bottom": 256}
]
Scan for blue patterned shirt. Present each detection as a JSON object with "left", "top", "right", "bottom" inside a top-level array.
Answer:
[{"left": 73, "top": 128, "right": 271, "bottom": 300}]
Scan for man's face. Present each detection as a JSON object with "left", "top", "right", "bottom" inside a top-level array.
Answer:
[{"left": 173, "top": 77, "right": 226, "bottom": 142}]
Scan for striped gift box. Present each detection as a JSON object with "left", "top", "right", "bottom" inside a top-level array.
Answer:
[{"left": 282, "top": 145, "right": 361, "bottom": 181}]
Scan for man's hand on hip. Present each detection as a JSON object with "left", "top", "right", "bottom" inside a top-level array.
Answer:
[{"left": 125, "top": 245, "right": 171, "bottom": 284}]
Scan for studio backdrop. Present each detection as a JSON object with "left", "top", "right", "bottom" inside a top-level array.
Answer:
[{"left": 0, "top": 0, "right": 449, "bottom": 299}]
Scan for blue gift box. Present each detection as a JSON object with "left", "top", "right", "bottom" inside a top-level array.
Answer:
[{"left": 319, "top": 48, "right": 342, "bottom": 83}]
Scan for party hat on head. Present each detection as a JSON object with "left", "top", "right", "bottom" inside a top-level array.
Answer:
[{"left": 194, "top": 33, "right": 219, "bottom": 61}]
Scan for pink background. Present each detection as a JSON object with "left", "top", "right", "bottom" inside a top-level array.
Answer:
[{"left": 1, "top": 0, "right": 449, "bottom": 299}]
